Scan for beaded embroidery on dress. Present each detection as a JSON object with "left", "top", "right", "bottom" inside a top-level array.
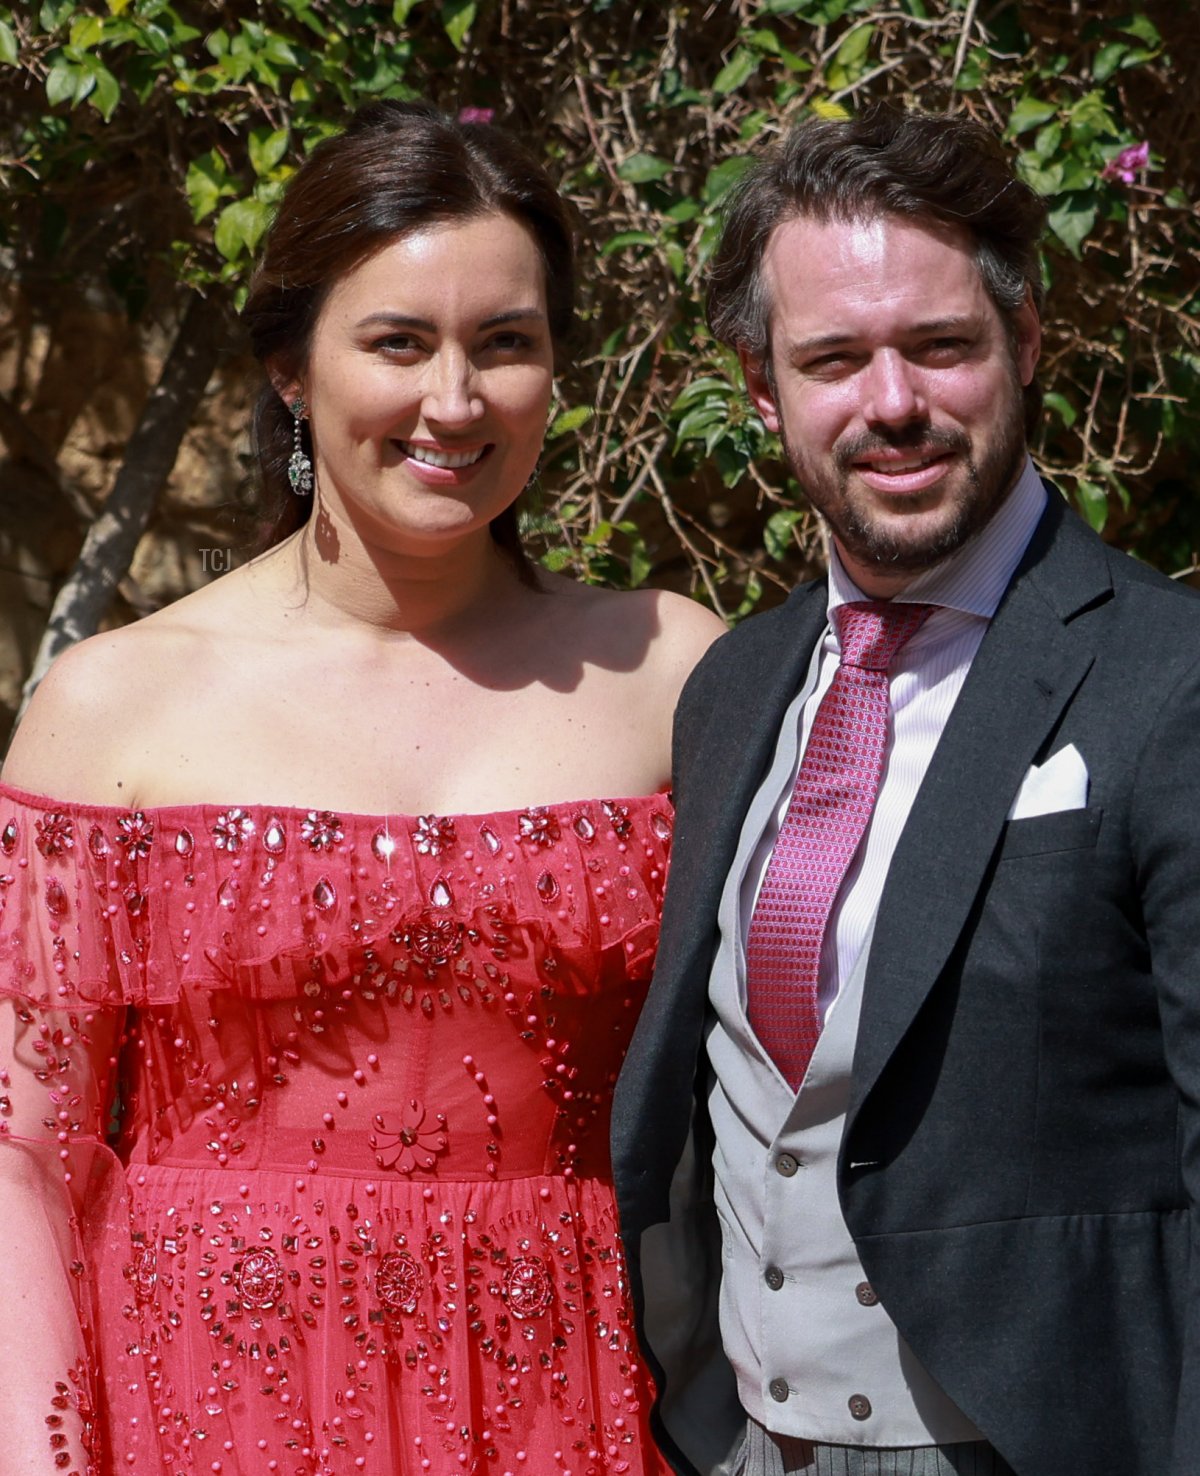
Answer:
[{"left": 0, "top": 782, "right": 675, "bottom": 1475}]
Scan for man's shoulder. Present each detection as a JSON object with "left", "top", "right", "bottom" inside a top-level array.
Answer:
[
  {"left": 674, "top": 575, "right": 827, "bottom": 729},
  {"left": 702, "top": 577, "right": 827, "bottom": 663},
  {"left": 1033, "top": 486, "right": 1200, "bottom": 634}
]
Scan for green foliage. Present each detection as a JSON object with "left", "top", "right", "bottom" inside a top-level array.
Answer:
[{"left": 2, "top": 0, "right": 1197, "bottom": 613}]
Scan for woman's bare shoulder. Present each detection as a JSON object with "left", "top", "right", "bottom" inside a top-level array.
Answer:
[{"left": 1, "top": 574, "right": 257, "bottom": 801}]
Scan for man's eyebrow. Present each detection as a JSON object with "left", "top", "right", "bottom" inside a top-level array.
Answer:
[
  {"left": 353, "top": 308, "right": 546, "bottom": 331},
  {"left": 786, "top": 315, "right": 981, "bottom": 356}
]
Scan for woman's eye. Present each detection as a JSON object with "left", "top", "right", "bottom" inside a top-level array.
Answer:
[
  {"left": 376, "top": 335, "right": 423, "bottom": 355},
  {"left": 487, "top": 331, "right": 533, "bottom": 352}
]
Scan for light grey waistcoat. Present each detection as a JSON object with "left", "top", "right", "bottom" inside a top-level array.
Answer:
[{"left": 705, "top": 643, "right": 983, "bottom": 1448}]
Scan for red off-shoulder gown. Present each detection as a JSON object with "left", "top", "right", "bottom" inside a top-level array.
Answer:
[{"left": 0, "top": 783, "right": 674, "bottom": 1476}]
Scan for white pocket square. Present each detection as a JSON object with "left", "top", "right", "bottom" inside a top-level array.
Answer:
[{"left": 1007, "top": 743, "right": 1089, "bottom": 821}]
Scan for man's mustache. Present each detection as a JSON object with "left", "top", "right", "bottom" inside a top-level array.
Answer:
[{"left": 834, "top": 424, "right": 971, "bottom": 472}]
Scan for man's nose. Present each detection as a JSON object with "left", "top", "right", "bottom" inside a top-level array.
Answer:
[
  {"left": 422, "top": 350, "right": 485, "bottom": 426},
  {"left": 861, "top": 349, "right": 925, "bottom": 427}
]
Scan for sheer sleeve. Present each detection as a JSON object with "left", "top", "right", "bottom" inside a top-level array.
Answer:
[{"left": 0, "top": 791, "right": 128, "bottom": 1475}]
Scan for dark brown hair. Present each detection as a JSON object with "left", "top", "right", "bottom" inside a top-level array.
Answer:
[
  {"left": 241, "top": 100, "right": 576, "bottom": 578},
  {"left": 707, "top": 102, "right": 1048, "bottom": 430}
]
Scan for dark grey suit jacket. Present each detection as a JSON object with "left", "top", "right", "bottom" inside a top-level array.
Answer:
[{"left": 612, "top": 491, "right": 1200, "bottom": 1475}]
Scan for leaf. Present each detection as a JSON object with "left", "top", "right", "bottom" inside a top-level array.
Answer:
[
  {"left": 617, "top": 152, "right": 672, "bottom": 184},
  {"left": 440, "top": 0, "right": 476, "bottom": 51},
  {"left": 1043, "top": 391, "right": 1077, "bottom": 428},
  {"left": 1120, "top": 13, "right": 1160, "bottom": 46},
  {"left": 764, "top": 508, "right": 801, "bottom": 560},
  {"left": 809, "top": 96, "right": 850, "bottom": 120},
  {"left": 86, "top": 58, "right": 120, "bottom": 119},
  {"left": 69, "top": 14, "right": 105, "bottom": 48},
  {"left": 262, "top": 34, "right": 300, "bottom": 67},
  {"left": 548, "top": 405, "right": 593, "bottom": 438},
  {"left": 674, "top": 405, "right": 726, "bottom": 445},
  {"left": 600, "top": 230, "right": 656, "bottom": 256},
  {"left": 0, "top": 20, "right": 18, "bottom": 65},
  {"left": 1007, "top": 97, "right": 1056, "bottom": 136},
  {"left": 1047, "top": 192, "right": 1097, "bottom": 258},
  {"left": 45, "top": 57, "right": 79, "bottom": 105},
  {"left": 40, "top": 0, "right": 76, "bottom": 30},
  {"left": 1092, "top": 41, "right": 1128, "bottom": 83},
  {"left": 747, "top": 28, "right": 782, "bottom": 55},
  {"left": 1033, "top": 121, "right": 1063, "bottom": 161},
  {"left": 185, "top": 150, "right": 231, "bottom": 222},
  {"left": 832, "top": 21, "right": 872, "bottom": 70},
  {"left": 393, "top": 0, "right": 423, "bottom": 21},
  {"left": 712, "top": 47, "right": 760, "bottom": 96},
  {"left": 214, "top": 195, "right": 273, "bottom": 261},
  {"left": 671, "top": 375, "right": 733, "bottom": 411},
  {"left": 702, "top": 154, "right": 753, "bottom": 205},
  {"left": 1075, "top": 479, "right": 1108, "bottom": 532},
  {"left": 249, "top": 127, "right": 289, "bottom": 176}
]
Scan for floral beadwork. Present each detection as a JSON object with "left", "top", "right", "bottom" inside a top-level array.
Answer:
[
  {"left": 374, "top": 1250, "right": 423, "bottom": 1316},
  {"left": 502, "top": 1254, "right": 555, "bottom": 1320},
  {"left": 34, "top": 811, "right": 74, "bottom": 858},
  {"left": 115, "top": 810, "right": 154, "bottom": 858},
  {"left": 211, "top": 807, "right": 254, "bottom": 852},
  {"left": 602, "top": 800, "right": 633, "bottom": 839},
  {"left": 370, "top": 1099, "right": 449, "bottom": 1174},
  {"left": 412, "top": 814, "right": 456, "bottom": 857},
  {"left": 233, "top": 1246, "right": 285, "bottom": 1309},
  {"left": 518, "top": 806, "right": 561, "bottom": 848},
  {"left": 301, "top": 809, "right": 344, "bottom": 851}
]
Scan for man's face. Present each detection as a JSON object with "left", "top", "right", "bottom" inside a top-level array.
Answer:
[{"left": 741, "top": 212, "right": 1040, "bottom": 598}]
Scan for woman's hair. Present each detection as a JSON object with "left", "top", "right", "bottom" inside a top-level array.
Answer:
[
  {"left": 707, "top": 102, "right": 1048, "bottom": 432},
  {"left": 241, "top": 101, "right": 576, "bottom": 576}
]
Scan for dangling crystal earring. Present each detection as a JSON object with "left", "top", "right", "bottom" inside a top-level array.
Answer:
[{"left": 287, "top": 397, "right": 314, "bottom": 496}]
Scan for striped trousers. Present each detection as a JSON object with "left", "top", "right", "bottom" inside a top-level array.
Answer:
[{"left": 739, "top": 1421, "right": 1017, "bottom": 1476}]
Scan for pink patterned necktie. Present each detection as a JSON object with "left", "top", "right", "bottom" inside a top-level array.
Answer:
[{"left": 745, "top": 600, "right": 935, "bottom": 1090}]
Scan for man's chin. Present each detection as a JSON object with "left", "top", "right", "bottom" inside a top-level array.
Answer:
[{"left": 832, "top": 505, "right": 977, "bottom": 580}]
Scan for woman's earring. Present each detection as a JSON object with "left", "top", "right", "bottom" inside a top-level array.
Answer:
[{"left": 288, "top": 397, "right": 314, "bottom": 497}]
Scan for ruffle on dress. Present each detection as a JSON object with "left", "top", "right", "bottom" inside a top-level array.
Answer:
[{"left": 0, "top": 784, "right": 674, "bottom": 1010}]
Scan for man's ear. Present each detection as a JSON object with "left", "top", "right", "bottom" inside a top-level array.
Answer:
[
  {"left": 1013, "top": 289, "right": 1041, "bottom": 387},
  {"left": 739, "top": 347, "right": 781, "bottom": 434}
]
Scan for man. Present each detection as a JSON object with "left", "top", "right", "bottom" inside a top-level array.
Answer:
[{"left": 612, "top": 104, "right": 1200, "bottom": 1476}]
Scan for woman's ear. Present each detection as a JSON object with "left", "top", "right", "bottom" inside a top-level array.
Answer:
[{"left": 266, "top": 360, "right": 303, "bottom": 409}]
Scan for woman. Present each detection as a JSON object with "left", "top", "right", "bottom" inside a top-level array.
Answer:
[{"left": 0, "top": 102, "right": 723, "bottom": 1474}]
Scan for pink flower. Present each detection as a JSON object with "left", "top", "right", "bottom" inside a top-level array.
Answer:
[
  {"left": 1102, "top": 140, "right": 1150, "bottom": 185},
  {"left": 370, "top": 1099, "right": 448, "bottom": 1174},
  {"left": 458, "top": 106, "right": 494, "bottom": 125}
]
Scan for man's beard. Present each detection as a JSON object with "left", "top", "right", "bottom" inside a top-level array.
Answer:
[{"left": 781, "top": 378, "right": 1028, "bottom": 581}]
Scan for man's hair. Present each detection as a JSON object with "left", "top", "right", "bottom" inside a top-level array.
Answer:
[{"left": 707, "top": 102, "right": 1048, "bottom": 392}]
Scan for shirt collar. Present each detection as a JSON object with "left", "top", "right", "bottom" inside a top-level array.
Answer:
[{"left": 827, "top": 455, "right": 1047, "bottom": 619}]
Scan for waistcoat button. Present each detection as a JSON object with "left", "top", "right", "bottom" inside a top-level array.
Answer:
[
  {"left": 764, "top": 1265, "right": 784, "bottom": 1291},
  {"left": 848, "top": 1394, "right": 872, "bottom": 1421},
  {"left": 769, "top": 1378, "right": 789, "bottom": 1403},
  {"left": 855, "top": 1281, "right": 878, "bottom": 1306},
  {"left": 775, "top": 1152, "right": 800, "bottom": 1177}
]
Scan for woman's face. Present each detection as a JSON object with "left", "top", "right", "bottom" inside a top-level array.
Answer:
[{"left": 295, "top": 211, "right": 554, "bottom": 556}]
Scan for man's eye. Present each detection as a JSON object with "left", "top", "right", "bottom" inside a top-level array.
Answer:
[
  {"left": 923, "top": 338, "right": 968, "bottom": 357},
  {"left": 804, "top": 353, "right": 854, "bottom": 374}
]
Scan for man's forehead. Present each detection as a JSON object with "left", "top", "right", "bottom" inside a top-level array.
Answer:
[{"left": 763, "top": 207, "right": 975, "bottom": 269}]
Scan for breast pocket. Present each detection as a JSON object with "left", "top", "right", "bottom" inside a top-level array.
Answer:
[{"left": 997, "top": 805, "right": 1103, "bottom": 861}]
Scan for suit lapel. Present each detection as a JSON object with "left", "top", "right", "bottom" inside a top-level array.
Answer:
[
  {"left": 667, "top": 581, "right": 829, "bottom": 953},
  {"left": 848, "top": 496, "right": 1112, "bottom": 1115}
]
